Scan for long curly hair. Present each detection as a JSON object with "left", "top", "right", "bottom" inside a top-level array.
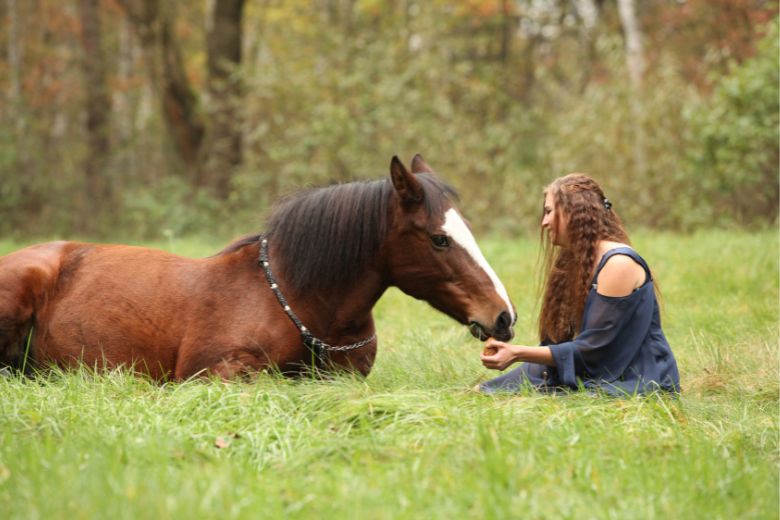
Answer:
[{"left": 538, "top": 174, "right": 630, "bottom": 343}]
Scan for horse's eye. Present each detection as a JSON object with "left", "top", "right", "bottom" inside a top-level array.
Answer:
[{"left": 431, "top": 235, "right": 450, "bottom": 249}]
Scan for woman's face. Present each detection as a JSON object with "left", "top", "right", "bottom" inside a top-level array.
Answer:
[{"left": 542, "top": 191, "right": 568, "bottom": 246}]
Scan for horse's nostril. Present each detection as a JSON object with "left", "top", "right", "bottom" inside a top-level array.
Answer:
[{"left": 496, "top": 311, "right": 512, "bottom": 331}]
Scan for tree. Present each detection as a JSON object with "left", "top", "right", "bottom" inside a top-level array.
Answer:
[
  {"left": 204, "top": 0, "right": 245, "bottom": 199},
  {"left": 78, "top": 0, "right": 112, "bottom": 230},
  {"left": 6, "top": 0, "right": 23, "bottom": 148},
  {"left": 688, "top": 20, "right": 779, "bottom": 225},
  {"left": 617, "top": 0, "right": 645, "bottom": 87},
  {"left": 574, "top": 0, "right": 600, "bottom": 90},
  {"left": 617, "top": 0, "right": 647, "bottom": 185},
  {"left": 117, "top": 0, "right": 245, "bottom": 199}
]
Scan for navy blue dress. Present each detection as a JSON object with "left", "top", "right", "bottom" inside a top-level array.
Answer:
[{"left": 480, "top": 248, "right": 680, "bottom": 396}]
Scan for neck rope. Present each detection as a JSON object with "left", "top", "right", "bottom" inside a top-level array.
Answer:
[{"left": 258, "top": 236, "right": 376, "bottom": 366}]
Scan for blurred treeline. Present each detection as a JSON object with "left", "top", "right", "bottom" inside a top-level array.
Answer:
[{"left": 0, "top": 0, "right": 777, "bottom": 239}]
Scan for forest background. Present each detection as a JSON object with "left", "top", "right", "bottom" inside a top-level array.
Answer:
[{"left": 0, "top": 0, "right": 777, "bottom": 240}]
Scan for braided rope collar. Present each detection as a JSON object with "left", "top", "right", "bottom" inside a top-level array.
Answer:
[{"left": 258, "top": 236, "right": 376, "bottom": 365}]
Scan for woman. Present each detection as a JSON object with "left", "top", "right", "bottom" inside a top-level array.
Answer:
[{"left": 479, "top": 174, "right": 680, "bottom": 395}]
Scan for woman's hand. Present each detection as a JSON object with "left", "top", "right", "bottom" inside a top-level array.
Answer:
[{"left": 480, "top": 338, "right": 520, "bottom": 371}]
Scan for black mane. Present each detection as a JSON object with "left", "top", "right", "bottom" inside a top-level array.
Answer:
[{"left": 261, "top": 173, "right": 458, "bottom": 296}]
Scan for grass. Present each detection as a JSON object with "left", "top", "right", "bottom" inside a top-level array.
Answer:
[{"left": 0, "top": 229, "right": 777, "bottom": 519}]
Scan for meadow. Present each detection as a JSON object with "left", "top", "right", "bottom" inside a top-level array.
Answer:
[{"left": 0, "top": 229, "right": 777, "bottom": 519}]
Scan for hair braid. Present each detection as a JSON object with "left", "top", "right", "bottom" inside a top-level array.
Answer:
[{"left": 538, "top": 174, "right": 631, "bottom": 343}]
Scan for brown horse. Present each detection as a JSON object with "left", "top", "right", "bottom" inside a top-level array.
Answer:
[{"left": 0, "top": 155, "right": 515, "bottom": 380}]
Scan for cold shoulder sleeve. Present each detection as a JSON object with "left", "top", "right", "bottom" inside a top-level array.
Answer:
[
  {"left": 548, "top": 286, "right": 654, "bottom": 388},
  {"left": 480, "top": 248, "right": 679, "bottom": 396}
]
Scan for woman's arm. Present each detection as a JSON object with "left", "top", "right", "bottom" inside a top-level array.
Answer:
[
  {"left": 480, "top": 253, "right": 648, "bottom": 372},
  {"left": 480, "top": 338, "right": 555, "bottom": 371}
]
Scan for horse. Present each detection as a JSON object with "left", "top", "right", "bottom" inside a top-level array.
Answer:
[{"left": 0, "top": 155, "right": 515, "bottom": 380}]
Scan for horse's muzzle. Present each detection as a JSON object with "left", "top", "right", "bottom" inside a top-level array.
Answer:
[
  {"left": 469, "top": 321, "right": 490, "bottom": 341},
  {"left": 469, "top": 310, "right": 515, "bottom": 342}
]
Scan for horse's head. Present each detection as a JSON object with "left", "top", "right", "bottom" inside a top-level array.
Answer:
[{"left": 383, "top": 155, "right": 515, "bottom": 342}]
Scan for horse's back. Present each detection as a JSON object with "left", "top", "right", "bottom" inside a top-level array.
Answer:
[
  {"left": 0, "top": 241, "right": 192, "bottom": 373},
  {"left": 40, "top": 243, "right": 206, "bottom": 377},
  {"left": 0, "top": 240, "right": 191, "bottom": 305},
  {"left": 0, "top": 238, "right": 330, "bottom": 379}
]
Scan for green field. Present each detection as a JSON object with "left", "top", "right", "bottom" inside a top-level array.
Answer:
[{"left": 0, "top": 230, "right": 777, "bottom": 519}]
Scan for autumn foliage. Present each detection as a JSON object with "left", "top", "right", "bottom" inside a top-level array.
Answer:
[{"left": 0, "top": 0, "right": 777, "bottom": 238}]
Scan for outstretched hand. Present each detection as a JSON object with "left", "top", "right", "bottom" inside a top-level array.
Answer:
[{"left": 480, "top": 338, "right": 518, "bottom": 371}]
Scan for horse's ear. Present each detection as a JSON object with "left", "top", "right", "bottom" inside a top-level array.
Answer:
[
  {"left": 390, "top": 155, "right": 424, "bottom": 205},
  {"left": 410, "top": 153, "right": 434, "bottom": 174}
]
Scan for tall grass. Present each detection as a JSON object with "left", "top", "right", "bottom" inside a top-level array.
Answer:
[{"left": 0, "top": 230, "right": 777, "bottom": 519}]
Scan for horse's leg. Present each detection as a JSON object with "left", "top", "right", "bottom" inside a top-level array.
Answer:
[
  {"left": 0, "top": 288, "right": 34, "bottom": 369},
  {"left": 0, "top": 242, "right": 65, "bottom": 369},
  {"left": 174, "top": 344, "right": 274, "bottom": 380}
]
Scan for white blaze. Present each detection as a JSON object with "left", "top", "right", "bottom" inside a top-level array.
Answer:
[{"left": 441, "top": 208, "right": 514, "bottom": 322}]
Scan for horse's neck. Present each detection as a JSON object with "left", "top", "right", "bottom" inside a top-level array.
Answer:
[
  {"left": 260, "top": 240, "right": 387, "bottom": 342},
  {"left": 295, "top": 271, "right": 387, "bottom": 342}
]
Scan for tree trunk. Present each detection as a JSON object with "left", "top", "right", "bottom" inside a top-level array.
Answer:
[
  {"left": 499, "top": 0, "right": 512, "bottom": 63},
  {"left": 6, "top": 0, "right": 19, "bottom": 115},
  {"left": 576, "top": 0, "right": 598, "bottom": 33},
  {"left": 617, "top": 0, "right": 647, "bottom": 195},
  {"left": 117, "top": 0, "right": 205, "bottom": 174},
  {"left": 113, "top": 15, "right": 135, "bottom": 179},
  {"left": 204, "top": 0, "right": 245, "bottom": 199},
  {"left": 617, "top": 0, "right": 645, "bottom": 88},
  {"left": 6, "top": 0, "right": 24, "bottom": 152},
  {"left": 517, "top": 34, "right": 539, "bottom": 104},
  {"left": 5, "top": 0, "right": 34, "bottom": 223},
  {"left": 159, "top": 6, "right": 206, "bottom": 170},
  {"left": 118, "top": 0, "right": 245, "bottom": 199},
  {"left": 574, "top": 0, "right": 599, "bottom": 91},
  {"left": 79, "top": 0, "right": 112, "bottom": 231}
]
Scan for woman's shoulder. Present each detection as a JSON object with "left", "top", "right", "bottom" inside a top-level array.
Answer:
[{"left": 594, "top": 242, "right": 647, "bottom": 296}]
